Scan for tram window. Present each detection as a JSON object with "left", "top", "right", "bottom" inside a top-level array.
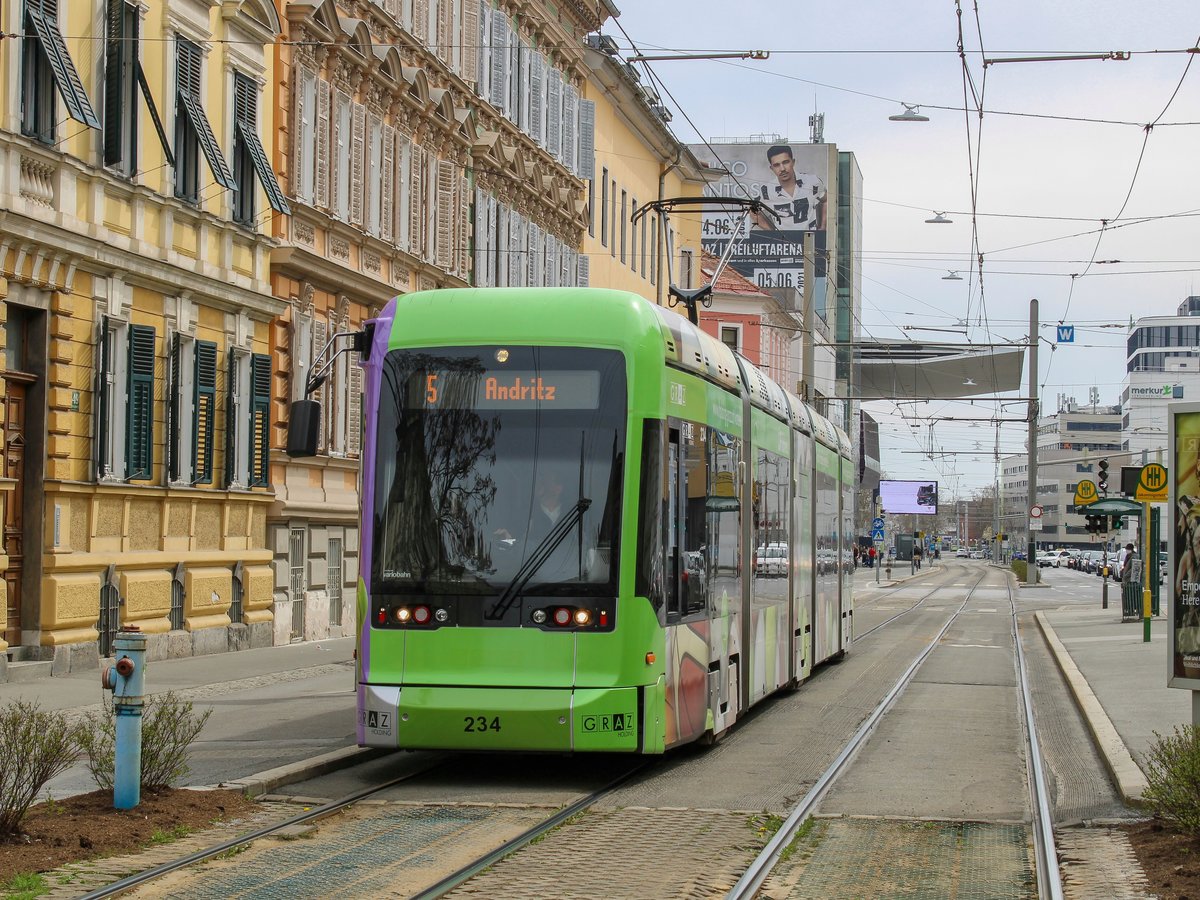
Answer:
[
  {"left": 662, "top": 420, "right": 713, "bottom": 620},
  {"left": 681, "top": 421, "right": 708, "bottom": 617},
  {"left": 754, "top": 449, "right": 788, "bottom": 579},
  {"left": 666, "top": 426, "right": 681, "bottom": 618},
  {"left": 707, "top": 430, "right": 741, "bottom": 606},
  {"left": 636, "top": 419, "right": 665, "bottom": 614}
]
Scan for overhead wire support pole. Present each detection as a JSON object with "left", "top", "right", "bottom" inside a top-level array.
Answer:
[
  {"left": 983, "top": 51, "right": 1131, "bottom": 66},
  {"left": 1026, "top": 298, "right": 1039, "bottom": 586}
]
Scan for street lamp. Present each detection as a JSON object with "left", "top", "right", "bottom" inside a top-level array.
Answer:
[
  {"left": 889, "top": 103, "right": 929, "bottom": 122},
  {"left": 942, "top": 270, "right": 963, "bottom": 281},
  {"left": 926, "top": 212, "right": 953, "bottom": 224}
]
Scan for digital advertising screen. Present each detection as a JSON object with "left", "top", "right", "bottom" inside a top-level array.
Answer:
[{"left": 880, "top": 480, "right": 939, "bottom": 516}]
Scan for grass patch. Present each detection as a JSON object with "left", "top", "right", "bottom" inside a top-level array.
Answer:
[
  {"left": 747, "top": 814, "right": 820, "bottom": 862},
  {"left": 752, "top": 812, "right": 785, "bottom": 840},
  {"left": 148, "top": 824, "right": 193, "bottom": 844},
  {"left": 2, "top": 872, "right": 49, "bottom": 899}
]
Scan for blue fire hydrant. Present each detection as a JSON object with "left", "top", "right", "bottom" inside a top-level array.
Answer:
[{"left": 101, "top": 627, "right": 147, "bottom": 810}]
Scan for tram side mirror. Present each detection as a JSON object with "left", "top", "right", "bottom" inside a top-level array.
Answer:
[{"left": 287, "top": 399, "right": 321, "bottom": 458}]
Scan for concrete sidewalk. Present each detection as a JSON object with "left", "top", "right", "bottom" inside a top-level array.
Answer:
[{"left": 1034, "top": 600, "right": 1188, "bottom": 805}]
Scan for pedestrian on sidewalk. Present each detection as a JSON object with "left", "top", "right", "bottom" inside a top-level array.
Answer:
[
  {"left": 1121, "top": 543, "right": 1136, "bottom": 584},
  {"left": 913, "top": 545, "right": 923, "bottom": 570},
  {"left": 867, "top": 545, "right": 876, "bottom": 569}
]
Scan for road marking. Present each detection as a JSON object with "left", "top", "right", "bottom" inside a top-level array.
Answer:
[{"left": 944, "top": 643, "right": 1005, "bottom": 649}]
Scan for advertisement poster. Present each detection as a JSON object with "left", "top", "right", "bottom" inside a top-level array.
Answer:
[
  {"left": 1170, "top": 405, "right": 1200, "bottom": 688},
  {"left": 690, "top": 142, "right": 834, "bottom": 295}
]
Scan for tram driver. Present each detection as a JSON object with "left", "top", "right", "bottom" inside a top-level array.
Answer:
[{"left": 493, "top": 466, "right": 601, "bottom": 582}]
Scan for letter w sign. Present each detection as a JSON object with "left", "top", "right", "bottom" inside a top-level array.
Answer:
[{"left": 1057, "top": 325, "right": 1075, "bottom": 343}]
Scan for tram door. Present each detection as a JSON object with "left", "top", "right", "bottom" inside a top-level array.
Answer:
[{"left": 665, "top": 427, "right": 680, "bottom": 616}]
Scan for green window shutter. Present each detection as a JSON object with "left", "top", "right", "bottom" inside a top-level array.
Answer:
[
  {"left": 248, "top": 353, "right": 271, "bottom": 487},
  {"left": 95, "top": 317, "right": 111, "bottom": 479},
  {"left": 166, "top": 332, "right": 181, "bottom": 482},
  {"left": 102, "top": 0, "right": 127, "bottom": 167},
  {"left": 192, "top": 340, "right": 217, "bottom": 484},
  {"left": 224, "top": 351, "right": 238, "bottom": 487},
  {"left": 125, "top": 324, "right": 155, "bottom": 480}
]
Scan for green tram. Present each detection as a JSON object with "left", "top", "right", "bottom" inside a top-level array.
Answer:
[{"left": 347, "top": 288, "right": 854, "bottom": 753}]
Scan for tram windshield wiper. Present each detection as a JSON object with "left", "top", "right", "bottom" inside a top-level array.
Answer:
[{"left": 485, "top": 498, "right": 591, "bottom": 621}]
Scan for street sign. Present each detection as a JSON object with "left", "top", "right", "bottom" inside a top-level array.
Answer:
[
  {"left": 1057, "top": 325, "right": 1075, "bottom": 343},
  {"left": 1073, "top": 479, "right": 1099, "bottom": 506},
  {"left": 872, "top": 517, "right": 885, "bottom": 530},
  {"left": 1030, "top": 518, "right": 1043, "bottom": 531},
  {"left": 1030, "top": 505, "right": 1043, "bottom": 519},
  {"left": 1135, "top": 462, "right": 1168, "bottom": 503},
  {"left": 871, "top": 527, "right": 885, "bottom": 540}
]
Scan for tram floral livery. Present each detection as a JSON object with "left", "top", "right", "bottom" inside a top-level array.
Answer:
[{"left": 342, "top": 288, "right": 854, "bottom": 754}]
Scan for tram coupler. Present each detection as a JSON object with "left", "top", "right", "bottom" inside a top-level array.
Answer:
[{"left": 101, "top": 627, "right": 147, "bottom": 810}]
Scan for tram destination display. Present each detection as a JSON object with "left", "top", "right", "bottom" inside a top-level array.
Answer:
[{"left": 880, "top": 479, "right": 939, "bottom": 516}]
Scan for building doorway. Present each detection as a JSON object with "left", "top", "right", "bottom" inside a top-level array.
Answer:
[{"left": 3, "top": 378, "right": 28, "bottom": 648}]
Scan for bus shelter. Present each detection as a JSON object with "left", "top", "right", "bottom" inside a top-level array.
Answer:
[{"left": 1084, "top": 498, "right": 1160, "bottom": 620}]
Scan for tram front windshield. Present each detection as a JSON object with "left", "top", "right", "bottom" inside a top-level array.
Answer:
[{"left": 372, "top": 346, "right": 626, "bottom": 597}]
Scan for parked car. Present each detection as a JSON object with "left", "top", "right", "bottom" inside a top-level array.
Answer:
[
  {"left": 956, "top": 548, "right": 970, "bottom": 558},
  {"left": 970, "top": 550, "right": 985, "bottom": 559},
  {"left": 755, "top": 543, "right": 788, "bottom": 577}
]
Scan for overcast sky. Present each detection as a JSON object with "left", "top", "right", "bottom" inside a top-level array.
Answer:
[{"left": 611, "top": 2, "right": 1200, "bottom": 499}]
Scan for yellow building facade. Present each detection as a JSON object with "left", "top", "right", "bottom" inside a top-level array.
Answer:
[
  {"left": 271, "top": 0, "right": 596, "bottom": 643},
  {"left": 0, "top": 0, "right": 287, "bottom": 677},
  {"left": 580, "top": 42, "right": 707, "bottom": 300}
]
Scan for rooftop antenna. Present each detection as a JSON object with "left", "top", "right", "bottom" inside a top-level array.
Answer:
[
  {"left": 810, "top": 94, "right": 824, "bottom": 143},
  {"left": 633, "top": 196, "right": 781, "bottom": 324}
]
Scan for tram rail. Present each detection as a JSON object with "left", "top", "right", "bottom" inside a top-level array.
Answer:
[
  {"left": 726, "top": 565, "right": 1064, "bottom": 899},
  {"left": 77, "top": 761, "right": 448, "bottom": 899}
]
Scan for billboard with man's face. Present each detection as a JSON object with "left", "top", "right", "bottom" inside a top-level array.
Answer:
[{"left": 689, "top": 141, "right": 836, "bottom": 296}]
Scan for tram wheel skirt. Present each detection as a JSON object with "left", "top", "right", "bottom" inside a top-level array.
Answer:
[{"left": 358, "top": 683, "right": 644, "bottom": 752}]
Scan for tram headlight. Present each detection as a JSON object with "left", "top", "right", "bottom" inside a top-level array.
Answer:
[
  {"left": 552, "top": 607, "right": 572, "bottom": 627},
  {"left": 573, "top": 609, "right": 592, "bottom": 626},
  {"left": 434, "top": 608, "right": 449, "bottom": 623},
  {"left": 395, "top": 607, "right": 412, "bottom": 624},
  {"left": 413, "top": 606, "right": 431, "bottom": 625},
  {"left": 532, "top": 609, "right": 547, "bottom": 624}
]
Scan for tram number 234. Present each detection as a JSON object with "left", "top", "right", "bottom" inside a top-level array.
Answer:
[{"left": 464, "top": 715, "right": 502, "bottom": 733}]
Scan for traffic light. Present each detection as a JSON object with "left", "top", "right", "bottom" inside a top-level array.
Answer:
[
  {"left": 1112, "top": 515, "right": 1125, "bottom": 530},
  {"left": 1098, "top": 459, "right": 1109, "bottom": 496},
  {"left": 1085, "top": 514, "right": 1104, "bottom": 534}
]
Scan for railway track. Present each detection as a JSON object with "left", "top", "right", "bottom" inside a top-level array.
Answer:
[
  {"left": 77, "top": 760, "right": 449, "bottom": 899},
  {"left": 80, "top": 564, "right": 1066, "bottom": 899},
  {"left": 76, "top": 753, "right": 652, "bottom": 900},
  {"left": 727, "top": 564, "right": 1064, "bottom": 899}
]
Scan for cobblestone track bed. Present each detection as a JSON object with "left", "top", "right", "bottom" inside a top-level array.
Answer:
[
  {"left": 36, "top": 802, "right": 299, "bottom": 899},
  {"left": 443, "top": 807, "right": 771, "bottom": 899},
  {"left": 126, "top": 804, "right": 551, "bottom": 899},
  {"left": 1056, "top": 827, "right": 1154, "bottom": 898},
  {"left": 761, "top": 818, "right": 1035, "bottom": 900}
]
